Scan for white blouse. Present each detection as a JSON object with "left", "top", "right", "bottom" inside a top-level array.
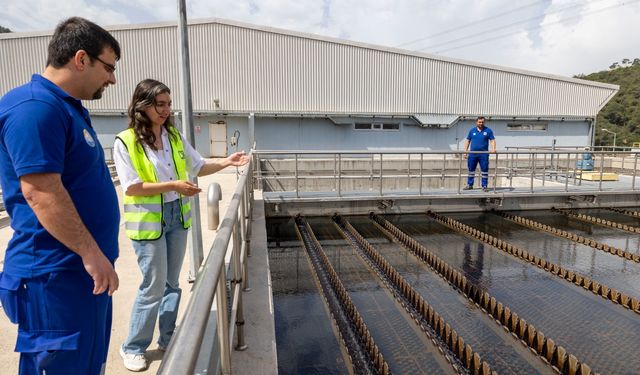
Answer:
[{"left": 114, "top": 127, "right": 205, "bottom": 203}]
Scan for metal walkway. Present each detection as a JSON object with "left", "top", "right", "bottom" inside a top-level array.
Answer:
[{"left": 255, "top": 150, "right": 640, "bottom": 216}]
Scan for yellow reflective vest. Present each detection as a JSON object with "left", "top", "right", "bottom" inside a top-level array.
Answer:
[{"left": 116, "top": 127, "right": 192, "bottom": 240}]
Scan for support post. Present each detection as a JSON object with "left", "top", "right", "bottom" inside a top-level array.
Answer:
[
  {"left": 216, "top": 272, "right": 231, "bottom": 374},
  {"left": 177, "top": 0, "right": 203, "bottom": 281}
]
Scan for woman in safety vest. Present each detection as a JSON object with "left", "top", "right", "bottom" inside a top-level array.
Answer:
[{"left": 113, "top": 79, "right": 249, "bottom": 372}]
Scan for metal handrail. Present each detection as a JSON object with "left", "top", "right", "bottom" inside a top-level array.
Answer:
[
  {"left": 506, "top": 145, "right": 639, "bottom": 152},
  {"left": 255, "top": 149, "right": 640, "bottom": 155},
  {"left": 254, "top": 150, "right": 640, "bottom": 197},
  {"left": 158, "top": 152, "right": 253, "bottom": 375}
]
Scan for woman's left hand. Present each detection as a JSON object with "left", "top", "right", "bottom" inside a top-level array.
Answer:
[{"left": 227, "top": 151, "right": 250, "bottom": 166}]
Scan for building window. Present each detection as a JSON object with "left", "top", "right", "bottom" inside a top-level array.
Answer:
[
  {"left": 354, "top": 122, "right": 400, "bottom": 131},
  {"left": 507, "top": 123, "right": 548, "bottom": 131},
  {"left": 382, "top": 123, "right": 400, "bottom": 130}
]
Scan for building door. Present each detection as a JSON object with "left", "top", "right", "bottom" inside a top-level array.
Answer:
[{"left": 209, "top": 121, "right": 227, "bottom": 157}]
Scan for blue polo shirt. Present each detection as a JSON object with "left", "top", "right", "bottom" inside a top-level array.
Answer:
[
  {"left": 466, "top": 126, "right": 495, "bottom": 151},
  {"left": 0, "top": 74, "right": 120, "bottom": 278}
]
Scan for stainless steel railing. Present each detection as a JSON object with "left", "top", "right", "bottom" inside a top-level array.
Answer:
[
  {"left": 158, "top": 152, "right": 254, "bottom": 375},
  {"left": 254, "top": 149, "right": 640, "bottom": 197},
  {"left": 506, "top": 145, "right": 640, "bottom": 153}
]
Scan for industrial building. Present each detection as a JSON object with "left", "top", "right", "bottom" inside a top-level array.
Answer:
[{"left": 0, "top": 18, "right": 618, "bottom": 156}]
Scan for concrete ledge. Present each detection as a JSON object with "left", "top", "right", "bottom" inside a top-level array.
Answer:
[
  {"left": 580, "top": 172, "right": 619, "bottom": 181},
  {"left": 263, "top": 190, "right": 640, "bottom": 217}
]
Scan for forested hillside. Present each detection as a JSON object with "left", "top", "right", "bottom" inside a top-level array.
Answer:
[{"left": 578, "top": 60, "right": 640, "bottom": 147}]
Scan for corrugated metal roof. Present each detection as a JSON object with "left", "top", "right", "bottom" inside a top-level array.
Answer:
[
  {"left": 0, "top": 18, "right": 618, "bottom": 117},
  {"left": 413, "top": 114, "right": 460, "bottom": 127}
]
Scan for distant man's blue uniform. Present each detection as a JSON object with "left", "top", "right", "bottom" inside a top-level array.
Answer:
[
  {"left": 0, "top": 75, "right": 120, "bottom": 374},
  {"left": 465, "top": 122, "right": 495, "bottom": 188}
]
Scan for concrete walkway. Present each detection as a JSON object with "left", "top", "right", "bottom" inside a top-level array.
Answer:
[{"left": 0, "top": 163, "right": 276, "bottom": 374}]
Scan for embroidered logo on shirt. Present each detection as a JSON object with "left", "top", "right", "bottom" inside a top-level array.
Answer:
[
  {"left": 472, "top": 132, "right": 476, "bottom": 136},
  {"left": 83, "top": 129, "right": 96, "bottom": 147},
  {"left": 483, "top": 132, "right": 487, "bottom": 136}
]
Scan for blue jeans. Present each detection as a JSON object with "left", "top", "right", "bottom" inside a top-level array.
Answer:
[
  {"left": 122, "top": 200, "right": 188, "bottom": 354},
  {"left": 467, "top": 153, "right": 489, "bottom": 187}
]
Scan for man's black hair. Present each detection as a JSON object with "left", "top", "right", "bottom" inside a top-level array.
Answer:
[
  {"left": 477, "top": 116, "right": 485, "bottom": 121},
  {"left": 46, "top": 17, "right": 121, "bottom": 68}
]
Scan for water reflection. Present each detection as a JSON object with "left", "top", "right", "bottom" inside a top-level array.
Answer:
[
  {"left": 463, "top": 242, "right": 485, "bottom": 282},
  {"left": 453, "top": 212, "right": 640, "bottom": 300},
  {"left": 514, "top": 210, "right": 640, "bottom": 254},
  {"left": 389, "top": 213, "right": 640, "bottom": 374}
]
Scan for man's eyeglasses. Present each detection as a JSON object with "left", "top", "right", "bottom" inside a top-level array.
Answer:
[{"left": 89, "top": 54, "right": 116, "bottom": 74}]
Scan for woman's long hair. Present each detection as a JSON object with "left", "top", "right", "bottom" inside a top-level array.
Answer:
[{"left": 127, "top": 79, "right": 178, "bottom": 150}]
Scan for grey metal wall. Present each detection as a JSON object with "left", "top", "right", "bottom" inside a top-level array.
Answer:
[
  {"left": 0, "top": 19, "right": 617, "bottom": 117},
  {"left": 192, "top": 115, "right": 251, "bottom": 155},
  {"left": 455, "top": 120, "right": 590, "bottom": 150},
  {"left": 85, "top": 114, "right": 590, "bottom": 155},
  {"left": 253, "top": 118, "right": 589, "bottom": 151},
  {"left": 91, "top": 116, "right": 128, "bottom": 150},
  {"left": 91, "top": 114, "right": 250, "bottom": 157}
]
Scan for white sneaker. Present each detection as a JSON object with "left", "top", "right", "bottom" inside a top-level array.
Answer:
[{"left": 119, "top": 346, "right": 148, "bottom": 372}]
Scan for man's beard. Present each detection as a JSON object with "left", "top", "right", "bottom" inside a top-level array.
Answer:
[{"left": 92, "top": 87, "right": 104, "bottom": 100}]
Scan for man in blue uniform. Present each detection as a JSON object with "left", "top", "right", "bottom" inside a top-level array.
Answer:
[
  {"left": 463, "top": 116, "right": 496, "bottom": 192},
  {"left": 0, "top": 18, "right": 121, "bottom": 374}
]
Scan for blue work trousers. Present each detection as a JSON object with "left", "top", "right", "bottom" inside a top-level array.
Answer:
[
  {"left": 0, "top": 269, "right": 112, "bottom": 375},
  {"left": 467, "top": 153, "right": 490, "bottom": 187},
  {"left": 122, "top": 200, "right": 188, "bottom": 354}
]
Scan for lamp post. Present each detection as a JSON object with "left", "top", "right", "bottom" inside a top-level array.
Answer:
[{"left": 601, "top": 128, "right": 617, "bottom": 150}]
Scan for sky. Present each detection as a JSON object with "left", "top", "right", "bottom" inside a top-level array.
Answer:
[{"left": 1, "top": 0, "right": 639, "bottom": 77}]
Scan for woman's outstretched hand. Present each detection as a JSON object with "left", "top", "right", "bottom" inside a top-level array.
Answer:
[{"left": 227, "top": 151, "right": 250, "bottom": 167}]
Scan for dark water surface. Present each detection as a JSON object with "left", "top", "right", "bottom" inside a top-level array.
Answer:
[
  {"left": 512, "top": 210, "right": 640, "bottom": 255},
  {"left": 347, "top": 216, "right": 554, "bottom": 375},
  {"left": 268, "top": 212, "right": 640, "bottom": 375},
  {"left": 451, "top": 211, "right": 640, "bottom": 301},
  {"left": 310, "top": 218, "right": 456, "bottom": 375},
  {"left": 269, "top": 218, "right": 348, "bottom": 375},
  {"left": 388, "top": 213, "right": 640, "bottom": 374}
]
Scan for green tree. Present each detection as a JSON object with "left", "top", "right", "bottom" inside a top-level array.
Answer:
[
  {"left": 0, "top": 25, "right": 11, "bottom": 33},
  {"left": 578, "top": 60, "right": 640, "bottom": 146}
]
